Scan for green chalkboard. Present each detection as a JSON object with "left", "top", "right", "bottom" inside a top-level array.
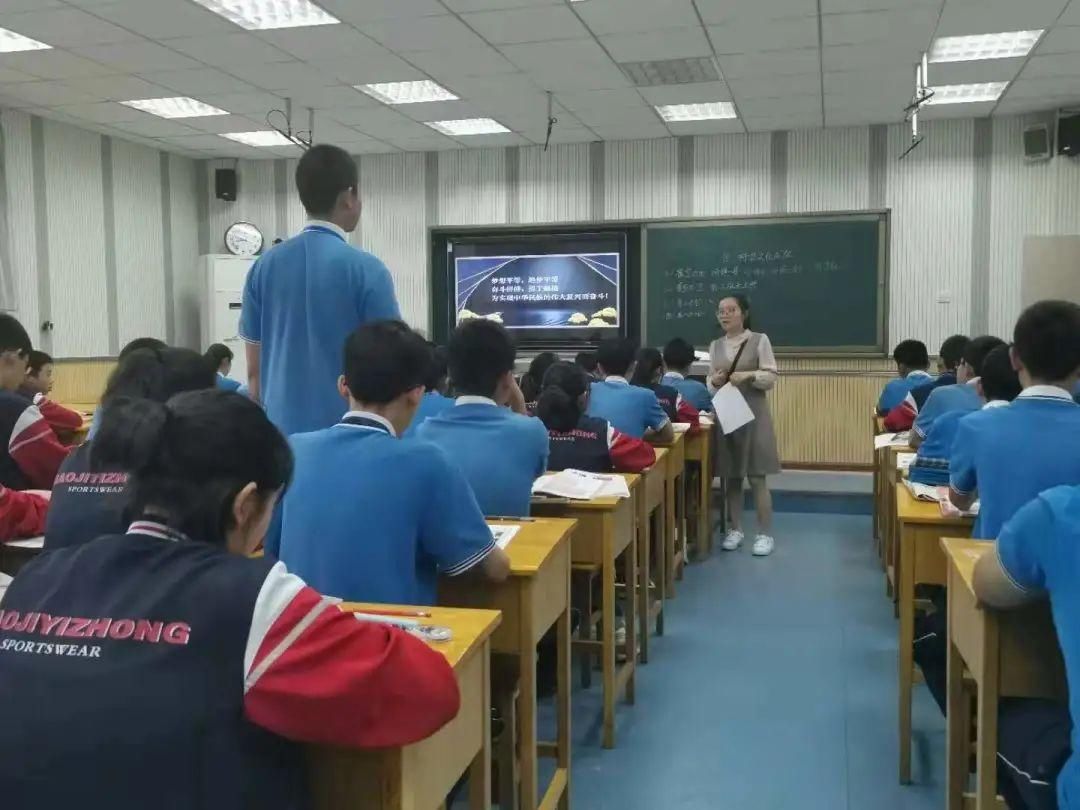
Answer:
[{"left": 644, "top": 214, "right": 888, "bottom": 353}]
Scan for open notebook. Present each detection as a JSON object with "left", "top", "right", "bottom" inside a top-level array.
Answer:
[
  {"left": 903, "top": 480, "right": 979, "bottom": 517},
  {"left": 533, "top": 470, "right": 631, "bottom": 500},
  {"left": 489, "top": 524, "right": 519, "bottom": 549}
]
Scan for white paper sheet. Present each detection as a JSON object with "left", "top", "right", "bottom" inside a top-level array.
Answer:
[
  {"left": 3, "top": 535, "right": 43, "bottom": 549},
  {"left": 903, "top": 480, "right": 941, "bottom": 502},
  {"left": 874, "top": 431, "right": 911, "bottom": 450},
  {"left": 710, "top": 383, "right": 755, "bottom": 435},
  {"left": 489, "top": 524, "right": 520, "bottom": 549},
  {"left": 672, "top": 422, "right": 692, "bottom": 433},
  {"left": 694, "top": 350, "right": 710, "bottom": 362},
  {"left": 532, "top": 470, "right": 631, "bottom": 500},
  {"left": 896, "top": 452, "right": 916, "bottom": 472}
]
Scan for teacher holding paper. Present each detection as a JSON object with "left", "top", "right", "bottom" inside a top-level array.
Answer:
[{"left": 708, "top": 294, "right": 780, "bottom": 557}]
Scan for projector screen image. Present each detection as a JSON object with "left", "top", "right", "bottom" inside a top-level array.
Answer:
[{"left": 456, "top": 252, "right": 620, "bottom": 329}]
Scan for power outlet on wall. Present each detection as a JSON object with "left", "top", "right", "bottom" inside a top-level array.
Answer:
[{"left": 936, "top": 289, "right": 952, "bottom": 304}]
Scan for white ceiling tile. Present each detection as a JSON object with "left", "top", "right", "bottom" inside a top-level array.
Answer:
[
  {"left": 0, "top": 0, "right": 64, "bottom": 10},
  {"left": 197, "top": 90, "right": 287, "bottom": 114},
  {"left": 995, "top": 95, "right": 1079, "bottom": 114},
  {"left": 0, "top": 67, "right": 43, "bottom": 84},
  {"left": 665, "top": 118, "right": 745, "bottom": 135},
  {"left": 0, "top": 50, "right": 117, "bottom": 80},
  {"left": 1064, "top": 0, "right": 1080, "bottom": 24},
  {"left": 3, "top": 81, "right": 93, "bottom": 106},
  {"left": 0, "top": 8, "right": 138, "bottom": 47},
  {"left": 400, "top": 46, "right": 518, "bottom": 79},
  {"left": 1023, "top": 52, "right": 1080, "bottom": 78},
  {"left": 178, "top": 114, "right": 267, "bottom": 134},
  {"left": 921, "top": 101, "right": 996, "bottom": 119},
  {"left": 517, "top": 125, "right": 596, "bottom": 144},
  {"left": 496, "top": 104, "right": 580, "bottom": 130},
  {"left": 70, "top": 42, "right": 203, "bottom": 73},
  {"left": 822, "top": 0, "right": 937, "bottom": 10},
  {"left": 162, "top": 33, "right": 295, "bottom": 66},
  {"left": 825, "top": 108, "right": 905, "bottom": 125},
  {"left": 935, "top": 0, "right": 1070, "bottom": 37},
  {"left": 707, "top": 17, "right": 819, "bottom": 53},
  {"left": 737, "top": 95, "right": 822, "bottom": 116},
  {"left": 1038, "top": 26, "right": 1080, "bottom": 54},
  {"left": 500, "top": 39, "right": 630, "bottom": 89},
  {"left": 378, "top": 132, "right": 461, "bottom": 150},
  {"left": 727, "top": 73, "right": 822, "bottom": 98},
  {"left": 395, "top": 100, "right": 487, "bottom": 122},
  {"left": 64, "top": 75, "right": 174, "bottom": 101},
  {"left": 444, "top": 73, "right": 544, "bottom": 100},
  {"left": 157, "top": 133, "right": 247, "bottom": 150},
  {"left": 823, "top": 68, "right": 911, "bottom": 98},
  {"left": 599, "top": 27, "right": 713, "bottom": 62},
  {"left": 573, "top": 0, "right": 700, "bottom": 34},
  {"left": 462, "top": 6, "right": 589, "bottom": 44},
  {"left": 140, "top": 68, "right": 260, "bottom": 96},
  {"left": 821, "top": 8, "right": 938, "bottom": 46},
  {"left": 443, "top": 0, "right": 561, "bottom": 10},
  {"left": 589, "top": 121, "right": 672, "bottom": 140},
  {"left": 316, "top": 0, "right": 447, "bottom": 23},
  {"left": 53, "top": 100, "right": 145, "bottom": 123},
  {"left": 310, "top": 55, "right": 426, "bottom": 86},
  {"left": 226, "top": 61, "right": 332, "bottom": 91},
  {"left": 451, "top": 132, "right": 532, "bottom": 147},
  {"left": 696, "top": 0, "right": 817, "bottom": 25},
  {"left": 83, "top": 0, "right": 237, "bottom": 39},
  {"left": 573, "top": 105, "right": 661, "bottom": 128},
  {"left": 110, "top": 117, "right": 200, "bottom": 137},
  {"left": 555, "top": 88, "right": 646, "bottom": 112},
  {"left": 256, "top": 26, "right": 385, "bottom": 61},
  {"left": 743, "top": 113, "right": 823, "bottom": 131},
  {"left": 823, "top": 41, "right": 925, "bottom": 71},
  {"left": 361, "top": 15, "right": 490, "bottom": 52},
  {"left": 329, "top": 106, "right": 431, "bottom": 133},
  {"left": 638, "top": 81, "right": 733, "bottom": 105},
  {"left": 717, "top": 48, "right": 821, "bottom": 78},
  {"left": 285, "top": 85, "right": 377, "bottom": 109},
  {"left": 1004, "top": 76, "right": 1080, "bottom": 98}
]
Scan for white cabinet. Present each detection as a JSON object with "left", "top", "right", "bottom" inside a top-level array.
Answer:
[{"left": 199, "top": 254, "right": 254, "bottom": 386}]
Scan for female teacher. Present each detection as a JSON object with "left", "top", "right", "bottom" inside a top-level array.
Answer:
[{"left": 708, "top": 294, "right": 780, "bottom": 557}]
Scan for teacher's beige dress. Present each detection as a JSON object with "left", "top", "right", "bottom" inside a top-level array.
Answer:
[{"left": 708, "top": 331, "right": 781, "bottom": 477}]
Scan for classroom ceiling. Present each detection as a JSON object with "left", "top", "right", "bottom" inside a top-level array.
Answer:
[{"left": 0, "top": 0, "right": 1079, "bottom": 158}]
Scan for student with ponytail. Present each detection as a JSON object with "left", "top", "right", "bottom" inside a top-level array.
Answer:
[
  {"left": 630, "top": 347, "right": 701, "bottom": 430},
  {"left": 0, "top": 389, "right": 459, "bottom": 809},
  {"left": 537, "top": 361, "right": 655, "bottom": 473}
]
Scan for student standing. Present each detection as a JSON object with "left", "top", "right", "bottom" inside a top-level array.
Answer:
[
  {"left": 662, "top": 337, "right": 713, "bottom": 412},
  {"left": 17, "top": 350, "right": 82, "bottom": 436},
  {"left": 877, "top": 339, "right": 932, "bottom": 414},
  {"left": 0, "top": 389, "right": 459, "bottom": 809},
  {"left": 240, "top": 144, "right": 401, "bottom": 436},
  {"left": 910, "top": 335, "right": 1005, "bottom": 448},
  {"left": 708, "top": 294, "right": 780, "bottom": 557},
  {"left": 588, "top": 338, "right": 674, "bottom": 442},
  {"left": 416, "top": 320, "right": 548, "bottom": 517},
  {"left": 205, "top": 342, "right": 241, "bottom": 393},
  {"left": 401, "top": 344, "right": 454, "bottom": 439},
  {"left": 273, "top": 321, "right": 509, "bottom": 604},
  {"left": 883, "top": 334, "right": 969, "bottom": 431}
]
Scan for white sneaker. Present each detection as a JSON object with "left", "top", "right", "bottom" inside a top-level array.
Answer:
[
  {"left": 721, "top": 529, "right": 744, "bottom": 551},
  {"left": 614, "top": 618, "right": 627, "bottom": 646},
  {"left": 752, "top": 534, "right": 775, "bottom": 556}
]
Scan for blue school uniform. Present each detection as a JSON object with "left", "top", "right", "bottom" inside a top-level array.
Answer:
[
  {"left": 909, "top": 400, "right": 1007, "bottom": 487},
  {"left": 950, "top": 386, "right": 1080, "bottom": 539},
  {"left": 239, "top": 222, "right": 400, "bottom": 437},
  {"left": 877, "top": 370, "right": 933, "bottom": 414},
  {"left": 588, "top": 376, "right": 670, "bottom": 439},
  {"left": 216, "top": 373, "right": 242, "bottom": 393},
  {"left": 662, "top": 372, "right": 713, "bottom": 412},
  {"left": 913, "top": 382, "right": 981, "bottom": 440},
  {"left": 415, "top": 397, "right": 549, "bottom": 517},
  {"left": 273, "top": 412, "right": 495, "bottom": 605},
  {"left": 997, "top": 485, "right": 1080, "bottom": 809},
  {"left": 403, "top": 391, "right": 455, "bottom": 439}
]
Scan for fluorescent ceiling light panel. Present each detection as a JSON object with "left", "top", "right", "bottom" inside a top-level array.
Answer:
[
  {"left": 620, "top": 57, "right": 719, "bottom": 87},
  {"left": 121, "top": 97, "right": 229, "bottom": 119},
  {"left": 220, "top": 130, "right": 295, "bottom": 146},
  {"left": 926, "top": 82, "right": 1008, "bottom": 105},
  {"left": 929, "top": 30, "right": 1043, "bottom": 63},
  {"left": 0, "top": 27, "right": 51, "bottom": 53},
  {"left": 191, "top": 0, "right": 339, "bottom": 30},
  {"left": 426, "top": 118, "right": 510, "bottom": 136},
  {"left": 359, "top": 80, "right": 458, "bottom": 105},
  {"left": 656, "top": 102, "right": 737, "bottom": 122}
]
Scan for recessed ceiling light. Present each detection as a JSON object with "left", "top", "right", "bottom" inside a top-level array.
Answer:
[
  {"left": 220, "top": 130, "right": 295, "bottom": 147},
  {"left": 0, "top": 27, "right": 51, "bottom": 53},
  {"left": 359, "top": 80, "right": 458, "bottom": 105},
  {"left": 121, "top": 97, "right": 229, "bottom": 119},
  {"left": 929, "top": 30, "right": 1043, "bottom": 63},
  {"left": 426, "top": 118, "right": 510, "bottom": 137},
  {"left": 656, "top": 102, "right": 737, "bottom": 122},
  {"left": 191, "top": 0, "right": 339, "bottom": 31},
  {"left": 926, "top": 82, "right": 1008, "bottom": 105},
  {"left": 620, "top": 57, "right": 719, "bottom": 87}
]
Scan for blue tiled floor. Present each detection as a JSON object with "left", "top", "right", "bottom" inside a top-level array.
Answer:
[{"left": 560, "top": 510, "right": 944, "bottom": 810}]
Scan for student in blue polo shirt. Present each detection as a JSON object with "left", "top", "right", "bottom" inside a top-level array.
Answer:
[
  {"left": 911, "top": 335, "right": 1005, "bottom": 448},
  {"left": 205, "top": 342, "right": 242, "bottom": 392},
  {"left": 588, "top": 338, "right": 674, "bottom": 442},
  {"left": 240, "top": 144, "right": 400, "bottom": 436},
  {"left": 662, "top": 337, "right": 713, "bottom": 412},
  {"left": 877, "top": 339, "right": 931, "bottom": 414},
  {"left": 950, "top": 300, "right": 1080, "bottom": 540},
  {"left": 272, "top": 322, "right": 508, "bottom": 604},
  {"left": 883, "top": 333, "right": 968, "bottom": 431},
  {"left": 402, "top": 344, "right": 454, "bottom": 439},
  {"left": 416, "top": 319, "right": 549, "bottom": 517}
]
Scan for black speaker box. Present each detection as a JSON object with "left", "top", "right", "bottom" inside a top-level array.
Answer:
[
  {"left": 1057, "top": 110, "right": 1080, "bottom": 157},
  {"left": 215, "top": 168, "right": 237, "bottom": 201}
]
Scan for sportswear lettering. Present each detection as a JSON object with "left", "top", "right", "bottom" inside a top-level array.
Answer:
[{"left": 0, "top": 609, "right": 191, "bottom": 645}]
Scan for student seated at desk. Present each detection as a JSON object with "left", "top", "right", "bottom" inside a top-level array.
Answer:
[
  {"left": 272, "top": 321, "right": 509, "bottom": 604},
  {"left": 949, "top": 301, "right": 1080, "bottom": 540},
  {"left": 416, "top": 319, "right": 549, "bottom": 517},
  {"left": 576, "top": 350, "right": 600, "bottom": 380},
  {"left": 883, "top": 334, "right": 968, "bottom": 431},
  {"left": 631, "top": 347, "right": 700, "bottom": 431},
  {"left": 877, "top": 339, "right": 932, "bottom": 415},
  {"left": 45, "top": 347, "right": 215, "bottom": 551},
  {"left": 908, "top": 345, "right": 1020, "bottom": 487},
  {"left": 536, "top": 361, "right": 655, "bottom": 473},
  {"left": 0, "top": 389, "right": 460, "bottom": 809},
  {"left": 587, "top": 338, "right": 674, "bottom": 443},
  {"left": 402, "top": 343, "right": 454, "bottom": 439},
  {"left": 909, "top": 335, "right": 1005, "bottom": 448},
  {"left": 86, "top": 337, "right": 168, "bottom": 440},
  {"left": 520, "top": 351, "right": 558, "bottom": 414},
  {"left": 662, "top": 337, "right": 713, "bottom": 412},
  {"left": 17, "top": 350, "right": 82, "bottom": 437},
  {"left": 205, "top": 342, "right": 242, "bottom": 393}
]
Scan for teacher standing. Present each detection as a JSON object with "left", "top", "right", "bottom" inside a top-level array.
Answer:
[
  {"left": 240, "top": 144, "right": 400, "bottom": 436},
  {"left": 708, "top": 294, "right": 781, "bottom": 557}
]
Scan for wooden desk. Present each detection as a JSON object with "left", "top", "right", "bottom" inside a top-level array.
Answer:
[
  {"left": 652, "top": 433, "right": 687, "bottom": 593},
  {"left": 684, "top": 421, "right": 714, "bottom": 560},
  {"left": 943, "top": 539, "right": 1066, "bottom": 810},
  {"left": 621, "top": 451, "right": 666, "bottom": 664},
  {"left": 872, "top": 410, "right": 884, "bottom": 548},
  {"left": 312, "top": 604, "right": 501, "bottom": 810},
  {"left": 439, "top": 519, "right": 575, "bottom": 810},
  {"left": 895, "top": 485, "right": 973, "bottom": 784},
  {"left": 883, "top": 444, "right": 913, "bottom": 600},
  {"left": 531, "top": 480, "right": 638, "bottom": 749}
]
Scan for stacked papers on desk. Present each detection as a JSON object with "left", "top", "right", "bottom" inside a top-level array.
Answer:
[{"left": 533, "top": 470, "right": 631, "bottom": 500}]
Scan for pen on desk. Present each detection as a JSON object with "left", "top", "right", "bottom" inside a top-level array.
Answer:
[
  {"left": 488, "top": 515, "right": 537, "bottom": 522},
  {"left": 354, "top": 608, "right": 432, "bottom": 618}
]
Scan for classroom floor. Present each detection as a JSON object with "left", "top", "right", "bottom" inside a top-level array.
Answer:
[{"left": 557, "top": 508, "right": 946, "bottom": 810}]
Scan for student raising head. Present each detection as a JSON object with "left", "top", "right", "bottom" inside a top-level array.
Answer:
[
  {"left": 882, "top": 334, "right": 969, "bottom": 431},
  {"left": 630, "top": 346, "right": 700, "bottom": 429},
  {"left": 877, "top": 339, "right": 930, "bottom": 415},
  {"left": 910, "top": 335, "right": 1005, "bottom": 447},
  {"left": 44, "top": 346, "right": 216, "bottom": 551},
  {"left": 272, "top": 320, "right": 508, "bottom": 604},
  {"left": 205, "top": 342, "right": 241, "bottom": 392},
  {"left": 17, "top": 350, "right": 83, "bottom": 437},
  {"left": 588, "top": 337, "right": 674, "bottom": 442},
  {"left": 416, "top": 318, "right": 549, "bottom": 517},
  {"left": 0, "top": 388, "right": 459, "bottom": 808},
  {"left": 520, "top": 351, "right": 559, "bottom": 413},
  {"left": 401, "top": 343, "right": 454, "bottom": 439},
  {"left": 536, "top": 361, "right": 655, "bottom": 473},
  {"left": 662, "top": 337, "right": 712, "bottom": 412}
]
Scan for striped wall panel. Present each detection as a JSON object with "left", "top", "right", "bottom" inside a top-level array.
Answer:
[
  {"left": 205, "top": 159, "right": 276, "bottom": 255},
  {"left": 437, "top": 148, "right": 507, "bottom": 226},
  {"left": 692, "top": 133, "right": 771, "bottom": 216},
  {"left": 787, "top": 126, "right": 870, "bottom": 213},
  {"left": 603, "top": 138, "right": 677, "bottom": 221},
  {"left": 284, "top": 158, "right": 308, "bottom": 241},
  {"left": 3, "top": 110, "right": 38, "bottom": 334},
  {"left": 169, "top": 154, "right": 201, "bottom": 350},
  {"left": 518, "top": 143, "right": 590, "bottom": 223}
]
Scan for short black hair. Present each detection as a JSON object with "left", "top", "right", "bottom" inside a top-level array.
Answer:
[
  {"left": 0, "top": 314, "right": 31, "bottom": 356},
  {"left": 574, "top": 351, "right": 597, "bottom": 373},
  {"left": 962, "top": 335, "right": 1006, "bottom": 378},
  {"left": 204, "top": 343, "right": 233, "bottom": 368},
  {"left": 892, "top": 339, "right": 929, "bottom": 370},
  {"left": 520, "top": 351, "right": 559, "bottom": 404},
  {"left": 596, "top": 337, "right": 637, "bottom": 377},
  {"left": 103, "top": 347, "right": 216, "bottom": 406},
  {"left": 295, "top": 144, "right": 357, "bottom": 217},
  {"left": 423, "top": 344, "right": 449, "bottom": 393},
  {"left": 119, "top": 337, "right": 165, "bottom": 361},
  {"left": 343, "top": 321, "right": 430, "bottom": 405},
  {"left": 27, "top": 350, "right": 52, "bottom": 376},
  {"left": 980, "top": 345, "right": 1022, "bottom": 402},
  {"left": 1014, "top": 300, "right": 1080, "bottom": 382},
  {"left": 663, "top": 337, "right": 696, "bottom": 370},
  {"left": 448, "top": 319, "right": 516, "bottom": 398},
  {"left": 938, "top": 334, "right": 969, "bottom": 371}
]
